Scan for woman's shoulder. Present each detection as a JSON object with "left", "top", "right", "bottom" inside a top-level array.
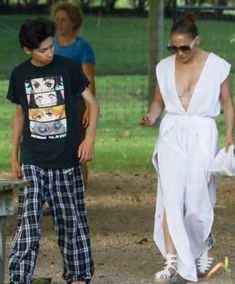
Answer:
[
  {"left": 74, "top": 37, "right": 95, "bottom": 62},
  {"left": 208, "top": 52, "right": 230, "bottom": 66},
  {"left": 157, "top": 55, "right": 175, "bottom": 70},
  {"left": 206, "top": 52, "right": 231, "bottom": 80},
  {"left": 75, "top": 37, "right": 93, "bottom": 49}
]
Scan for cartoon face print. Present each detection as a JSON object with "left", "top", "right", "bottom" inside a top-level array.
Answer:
[
  {"left": 30, "top": 119, "right": 66, "bottom": 136},
  {"left": 31, "top": 77, "right": 55, "bottom": 93},
  {"left": 29, "top": 106, "right": 65, "bottom": 122},
  {"left": 34, "top": 109, "right": 60, "bottom": 122},
  {"left": 34, "top": 91, "right": 57, "bottom": 107}
]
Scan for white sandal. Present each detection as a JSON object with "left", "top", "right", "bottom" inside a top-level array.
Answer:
[
  {"left": 154, "top": 253, "right": 177, "bottom": 283},
  {"left": 197, "top": 249, "right": 214, "bottom": 276},
  {"left": 197, "top": 233, "right": 215, "bottom": 276}
]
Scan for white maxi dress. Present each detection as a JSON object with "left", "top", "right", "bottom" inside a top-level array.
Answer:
[{"left": 152, "top": 53, "right": 230, "bottom": 282}]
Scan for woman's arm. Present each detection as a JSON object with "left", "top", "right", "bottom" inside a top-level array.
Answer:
[
  {"left": 220, "top": 77, "right": 235, "bottom": 149},
  {"left": 140, "top": 83, "right": 165, "bottom": 127}
]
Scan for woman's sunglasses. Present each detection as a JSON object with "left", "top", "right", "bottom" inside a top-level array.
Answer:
[{"left": 167, "top": 37, "right": 197, "bottom": 53}]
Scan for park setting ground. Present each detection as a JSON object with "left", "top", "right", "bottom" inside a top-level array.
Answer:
[
  {"left": 0, "top": 10, "right": 235, "bottom": 284},
  {"left": 1, "top": 171, "right": 235, "bottom": 284}
]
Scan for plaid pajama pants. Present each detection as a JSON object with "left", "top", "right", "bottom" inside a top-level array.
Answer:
[{"left": 9, "top": 164, "right": 94, "bottom": 284}]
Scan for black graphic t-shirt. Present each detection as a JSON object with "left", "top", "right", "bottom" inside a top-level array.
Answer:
[{"left": 7, "top": 55, "right": 89, "bottom": 169}]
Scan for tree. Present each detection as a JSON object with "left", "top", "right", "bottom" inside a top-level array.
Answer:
[{"left": 148, "top": 0, "right": 164, "bottom": 103}]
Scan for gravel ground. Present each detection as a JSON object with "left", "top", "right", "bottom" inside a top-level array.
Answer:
[{"left": 3, "top": 172, "right": 235, "bottom": 284}]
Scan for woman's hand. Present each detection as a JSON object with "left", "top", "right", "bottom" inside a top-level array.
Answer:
[
  {"left": 139, "top": 113, "right": 157, "bottom": 127},
  {"left": 224, "top": 132, "right": 235, "bottom": 151}
]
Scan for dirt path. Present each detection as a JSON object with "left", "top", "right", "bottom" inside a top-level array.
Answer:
[{"left": 3, "top": 172, "right": 235, "bottom": 284}]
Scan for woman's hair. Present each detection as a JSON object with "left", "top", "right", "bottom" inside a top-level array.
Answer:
[
  {"left": 19, "top": 18, "right": 55, "bottom": 49},
  {"left": 171, "top": 13, "right": 198, "bottom": 38},
  {"left": 51, "top": 2, "right": 83, "bottom": 31}
]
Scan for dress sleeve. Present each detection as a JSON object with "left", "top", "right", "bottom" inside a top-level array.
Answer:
[{"left": 220, "top": 58, "right": 231, "bottom": 83}]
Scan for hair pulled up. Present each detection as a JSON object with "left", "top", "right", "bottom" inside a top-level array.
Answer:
[{"left": 171, "top": 13, "right": 198, "bottom": 39}]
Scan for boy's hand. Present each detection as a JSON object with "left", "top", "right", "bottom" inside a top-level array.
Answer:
[
  {"left": 11, "top": 160, "right": 21, "bottom": 179},
  {"left": 78, "top": 137, "right": 95, "bottom": 164},
  {"left": 82, "top": 107, "right": 90, "bottom": 128}
]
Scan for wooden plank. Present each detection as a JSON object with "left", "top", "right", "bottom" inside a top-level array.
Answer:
[{"left": 0, "top": 179, "right": 30, "bottom": 192}]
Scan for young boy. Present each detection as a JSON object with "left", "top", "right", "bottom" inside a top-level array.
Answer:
[{"left": 7, "top": 18, "right": 99, "bottom": 284}]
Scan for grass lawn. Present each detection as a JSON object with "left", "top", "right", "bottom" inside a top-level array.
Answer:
[
  {"left": 0, "top": 75, "right": 158, "bottom": 173},
  {"left": 0, "top": 15, "right": 234, "bottom": 173},
  {"left": 0, "top": 74, "right": 233, "bottom": 174},
  {"left": 1, "top": 15, "right": 235, "bottom": 78}
]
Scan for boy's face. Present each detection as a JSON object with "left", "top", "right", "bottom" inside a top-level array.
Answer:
[{"left": 24, "top": 37, "right": 54, "bottom": 67}]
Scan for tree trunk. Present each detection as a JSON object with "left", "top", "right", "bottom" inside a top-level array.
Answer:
[{"left": 148, "top": 0, "right": 164, "bottom": 104}]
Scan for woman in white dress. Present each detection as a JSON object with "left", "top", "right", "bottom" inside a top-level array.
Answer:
[{"left": 140, "top": 14, "right": 234, "bottom": 283}]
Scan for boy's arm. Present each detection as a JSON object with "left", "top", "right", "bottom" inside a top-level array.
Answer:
[
  {"left": 11, "top": 105, "right": 24, "bottom": 179},
  {"left": 82, "top": 63, "right": 96, "bottom": 96},
  {"left": 78, "top": 87, "right": 99, "bottom": 164},
  {"left": 81, "top": 63, "right": 96, "bottom": 128}
]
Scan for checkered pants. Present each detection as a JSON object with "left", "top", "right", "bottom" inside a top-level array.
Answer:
[{"left": 9, "top": 164, "right": 94, "bottom": 284}]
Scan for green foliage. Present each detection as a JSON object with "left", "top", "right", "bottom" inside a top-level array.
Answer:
[{"left": 32, "top": 278, "right": 52, "bottom": 284}]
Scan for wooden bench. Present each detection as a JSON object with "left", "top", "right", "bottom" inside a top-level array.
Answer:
[{"left": 0, "top": 179, "right": 30, "bottom": 284}]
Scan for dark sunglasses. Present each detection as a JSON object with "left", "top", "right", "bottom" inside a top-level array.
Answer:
[{"left": 167, "top": 37, "right": 197, "bottom": 53}]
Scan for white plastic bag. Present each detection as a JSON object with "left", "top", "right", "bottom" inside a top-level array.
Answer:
[{"left": 208, "top": 144, "right": 235, "bottom": 177}]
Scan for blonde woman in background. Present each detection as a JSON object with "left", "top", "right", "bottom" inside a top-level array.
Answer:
[{"left": 51, "top": 1, "right": 96, "bottom": 186}]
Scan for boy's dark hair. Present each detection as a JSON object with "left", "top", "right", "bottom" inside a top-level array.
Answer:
[{"left": 19, "top": 18, "right": 55, "bottom": 49}]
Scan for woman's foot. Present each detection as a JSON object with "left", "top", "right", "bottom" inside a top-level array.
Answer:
[
  {"left": 197, "top": 233, "right": 215, "bottom": 277},
  {"left": 154, "top": 253, "right": 177, "bottom": 283},
  {"left": 197, "top": 249, "right": 214, "bottom": 277}
]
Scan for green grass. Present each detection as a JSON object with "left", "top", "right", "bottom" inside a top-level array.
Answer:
[
  {"left": 0, "top": 75, "right": 158, "bottom": 173},
  {"left": 1, "top": 15, "right": 235, "bottom": 78},
  {"left": 92, "top": 75, "right": 157, "bottom": 173},
  {"left": 0, "top": 15, "right": 235, "bottom": 173},
  {"left": 1, "top": 74, "right": 234, "bottom": 174},
  {"left": 0, "top": 15, "right": 149, "bottom": 78}
]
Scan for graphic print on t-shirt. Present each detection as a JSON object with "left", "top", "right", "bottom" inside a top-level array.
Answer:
[{"left": 25, "top": 76, "right": 67, "bottom": 139}]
